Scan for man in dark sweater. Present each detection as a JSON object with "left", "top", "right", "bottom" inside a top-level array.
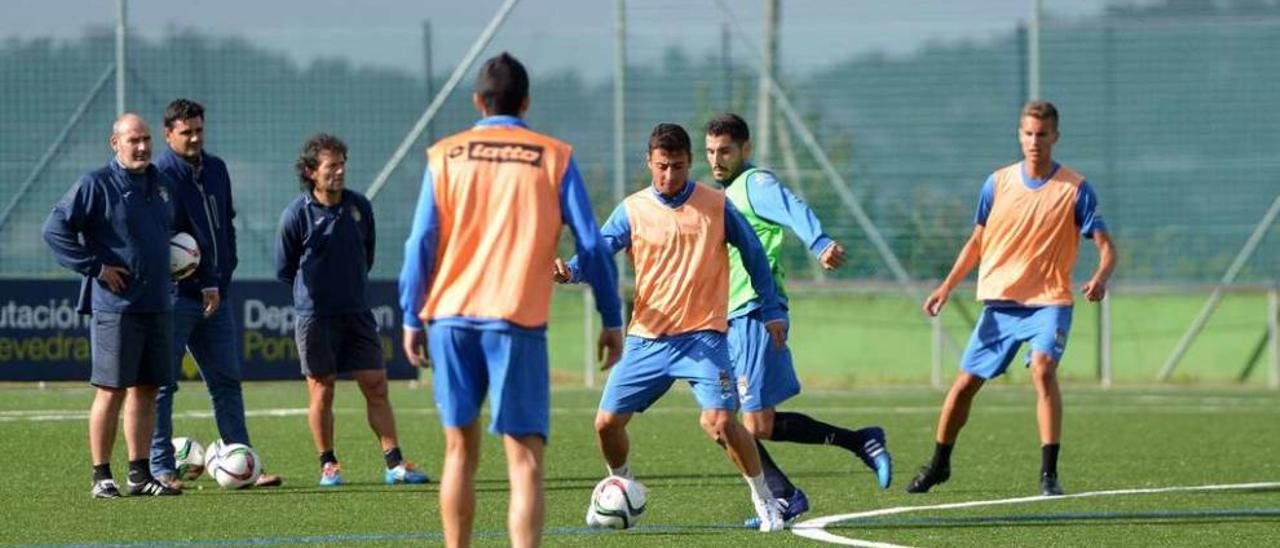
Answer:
[
  {"left": 43, "top": 113, "right": 181, "bottom": 498},
  {"left": 150, "top": 99, "right": 281, "bottom": 489},
  {"left": 276, "top": 133, "right": 429, "bottom": 487}
]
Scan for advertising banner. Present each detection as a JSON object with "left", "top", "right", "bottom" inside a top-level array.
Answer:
[{"left": 0, "top": 280, "right": 415, "bottom": 381}]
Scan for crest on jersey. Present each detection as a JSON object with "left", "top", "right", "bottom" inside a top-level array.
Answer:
[
  {"left": 350, "top": 205, "right": 362, "bottom": 223},
  {"left": 157, "top": 186, "right": 169, "bottom": 203}
]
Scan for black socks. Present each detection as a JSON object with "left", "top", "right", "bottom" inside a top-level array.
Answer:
[
  {"left": 755, "top": 440, "right": 796, "bottom": 499},
  {"left": 1042, "top": 443, "right": 1060, "bottom": 476},
  {"left": 93, "top": 463, "right": 112, "bottom": 482},
  {"left": 384, "top": 447, "right": 404, "bottom": 469},
  {"left": 127, "top": 459, "right": 150, "bottom": 484},
  {"left": 930, "top": 442, "right": 954, "bottom": 471},
  {"left": 771, "top": 411, "right": 862, "bottom": 452},
  {"left": 319, "top": 450, "right": 338, "bottom": 467}
]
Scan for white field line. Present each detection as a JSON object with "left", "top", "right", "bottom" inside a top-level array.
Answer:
[
  {"left": 791, "top": 481, "right": 1280, "bottom": 547},
  {"left": 3, "top": 402, "right": 1280, "bottom": 423}
]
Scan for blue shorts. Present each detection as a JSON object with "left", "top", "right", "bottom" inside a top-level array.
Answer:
[
  {"left": 428, "top": 324, "right": 549, "bottom": 440},
  {"left": 728, "top": 312, "right": 800, "bottom": 412},
  {"left": 295, "top": 312, "right": 384, "bottom": 378},
  {"left": 960, "top": 305, "right": 1073, "bottom": 380},
  {"left": 90, "top": 311, "right": 174, "bottom": 388},
  {"left": 599, "top": 331, "right": 738, "bottom": 414}
]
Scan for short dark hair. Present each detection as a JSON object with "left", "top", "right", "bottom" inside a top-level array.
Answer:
[
  {"left": 1021, "top": 100, "right": 1059, "bottom": 127},
  {"left": 164, "top": 98, "right": 205, "bottom": 129},
  {"left": 647, "top": 123, "right": 692, "bottom": 160},
  {"left": 295, "top": 133, "right": 347, "bottom": 190},
  {"left": 705, "top": 113, "right": 750, "bottom": 144},
  {"left": 476, "top": 52, "right": 529, "bottom": 116}
]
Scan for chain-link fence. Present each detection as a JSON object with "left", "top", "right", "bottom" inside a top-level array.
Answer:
[{"left": 2, "top": 1, "right": 1277, "bottom": 383}]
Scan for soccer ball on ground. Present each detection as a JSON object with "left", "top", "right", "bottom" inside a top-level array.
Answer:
[
  {"left": 204, "top": 438, "right": 225, "bottom": 473},
  {"left": 586, "top": 475, "right": 647, "bottom": 529},
  {"left": 212, "top": 443, "right": 262, "bottom": 489},
  {"left": 172, "top": 437, "right": 205, "bottom": 480},
  {"left": 170, "top": 232, "right": 200, "bottom": 280}
]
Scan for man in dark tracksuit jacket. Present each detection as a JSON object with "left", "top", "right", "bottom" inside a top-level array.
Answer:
[
  {"left": 149, "top": 99, "right": 281, "bottom": 489},
  {"left": 275, "top": 133, "right": 429, "bottom": 487},
  {"left": 42, "top": 113, "right": 181, "bottom": 498}
]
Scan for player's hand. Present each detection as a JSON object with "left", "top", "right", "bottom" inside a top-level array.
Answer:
[
  {"left": 402, "top": 328, "right": 429, "bottom": 369},
  {"left": 923, "top": 286, "right": 950, "bottom": 317},
  {"left": 1082, "top": 278, "right": 1107, "bottom": 302},
  {"left": 201, "top": 289, "right": 221, "bottom": 318},
  {"left": 553, "top": 258, "right": 573, "bottom": 283},
  {"left": 97, "top": 265, "right": 130, "bottom": 293},
  {"left": 764, "top": 319, "right": 789, "bottom": 350},
  {"left": 818, "top": 242, "right": 847, "bottom": 270},
  {"left": 597, "top": 328, "right": 624, "bottom": 371}
]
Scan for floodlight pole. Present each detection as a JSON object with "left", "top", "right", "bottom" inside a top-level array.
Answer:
[
  {"left": 366, "top": 0, "right": 521, "bottom": 201},
  {"left": 1099, "top": 293, "right": 1113, "bottom": 388},
  {"left": 931, "top": 314, "right": 944, "bottom": 388},
  {"left": 1158, "top": 193, "right": 1280, "bottom": 381},
  {"left": 756, "top": 0, "right": 778, "bottom": 166},
  {"left": 1027, "top": 0, "right": 1041, "bottom": 101},
  {"left": 116, "top": 0, "right": 127, "bottom": 115},
  {"left": 1269, "top": 285, "right": 1278, "bottom": 390}
]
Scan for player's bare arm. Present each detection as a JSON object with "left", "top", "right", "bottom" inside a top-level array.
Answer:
[
  {"left": 597, "top": 328, "right": 623, "bottom": 370},
  {"left": 402, "top": 328, "right": 428, "bottom": 368},
  {"left": 924, "top": 225, "right": 984, "bottom": 316},
  {"left": 1081, "top": 230, "right": 1117, "bottom": 302}
]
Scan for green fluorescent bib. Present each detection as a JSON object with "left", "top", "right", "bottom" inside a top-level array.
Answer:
[{"left": 724, "top": 168, "right": 787, "bottom": 312}]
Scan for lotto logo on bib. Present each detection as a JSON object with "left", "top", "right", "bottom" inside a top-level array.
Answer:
[{"left": 468, "top": 141, "right": 543, "bottom": 166}]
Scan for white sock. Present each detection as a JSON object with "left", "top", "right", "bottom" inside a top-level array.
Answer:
[
  {"left": 608, "top": 462, "right": 632, "bottom": 480},
  {"left": 745, "top": 473, "right": 770, "bottom": 500}
]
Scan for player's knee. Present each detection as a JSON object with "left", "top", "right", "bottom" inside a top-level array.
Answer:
[
  {"left": 699, "top": 413, "right": 731, "bottom": 441},
  {"left": 310, "top": 384, "right": 335, "bottom": 405},
  {"left": 594, "top": 414, "right": 622, "bottom": 437},
  {"left": 1031, "top": 359, "right": 1059, "bottom": 385},
  {"left": 357, "top": 378, "right": 389, "bottom": 401},
  {"left": 743, "top": 416, "right": 772, "bottom": 439}
]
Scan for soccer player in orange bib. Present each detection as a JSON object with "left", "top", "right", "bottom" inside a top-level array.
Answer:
[
  {"left": 399, "top": 53, "right": 624, "bottom": 547},
  {"left": 556, "top": 123, "right": 789, "bottom": 532},
  {"left": 906, "top": 101, "right": 1117, "bottom": 497}
]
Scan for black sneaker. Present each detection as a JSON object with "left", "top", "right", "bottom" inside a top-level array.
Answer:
[
  {"left": 91, "top": 479, "right": 121, "bottom": 499},
  {"left": 905, "top": 464, "right": 950, "bottom": 494},
  {"left": 853, "top": 427, "right": 893, "bottom": 489},
  {"left": 127, "top": 478, "right": 182, "bottom": 496},
  {"left": 1040, "top": 473, "right": 1064, "bottom": 496}
]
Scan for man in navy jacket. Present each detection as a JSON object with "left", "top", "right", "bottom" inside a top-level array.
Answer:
[
  {"left": 150, "top": 99, "right": 281, "bottom": 489},
  {"left": 276, "top": 134, "right": 429, "bottom": 487},
  {"left": 43, "top": 113, "right": 181, "bottom": 498}
]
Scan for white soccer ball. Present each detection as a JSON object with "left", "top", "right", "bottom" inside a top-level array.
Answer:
[
  {"left": 172, "top": 437, "right": 205, "bottom": 481},
  {"left": 212, "top": 443, "right": 262, "bottom": 489},
  {"left": 586, "top": 476, "right": 647, "bottom": 529},
  {"left": 170, "top": 232, "right": 200, "bottom": 280},
  {"left": 204, "top": 437, "right": 225, "bottom": 471}
]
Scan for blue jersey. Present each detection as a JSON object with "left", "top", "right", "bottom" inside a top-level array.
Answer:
[
  {"left": 43, "top": 160, "right": 175, "bottom": 313},
  {"left": 974, "top": 161, "right": 1107, "bottom": 237},
  {"left": 565, "top": 181, "right": 787, "bottom": 326},
  {"left": 155, "top": 148, "right": 238, "bottom": 300},
  {"left": 398, "top": 116, "right": 622, "bottom": 332},
  {"left": 275, "top": 189, "right": 376, "bottom": 315}
]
